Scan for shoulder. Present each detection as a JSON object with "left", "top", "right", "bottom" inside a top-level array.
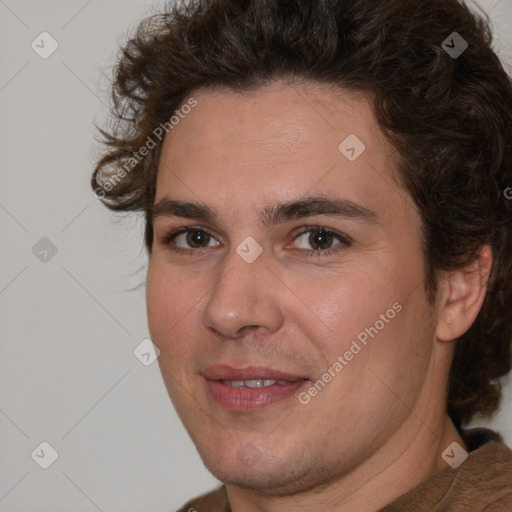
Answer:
[
  {"left": 175, "top": 485, "right": 229, "bottom": 512},
  {"left": 458, "top": 427, "right": 512, "bottom": 495},
  {"left": 381, "top": 430, "right": 512, "bottom": 511},
  {"left": 456, "top": 439, "right": 512, "bottom": 505}
]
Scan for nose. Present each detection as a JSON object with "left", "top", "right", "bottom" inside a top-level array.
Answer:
[{"left": 201, "top": 245, "right": 284, "bottom": 339}]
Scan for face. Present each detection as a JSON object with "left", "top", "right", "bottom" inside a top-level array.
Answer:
[{"left": 146, "top": 81, "right": 440, "bottom": 494}]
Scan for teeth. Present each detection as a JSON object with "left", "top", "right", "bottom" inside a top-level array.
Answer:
[
  {"left": 227, "top": 380, "right": 246, "bottom": 388},
  {"left": 223, "top": 379, "right": 279, "bottom": 388},
  {"left": 245, "top": 379, "right": 266, "bottom": 388}
]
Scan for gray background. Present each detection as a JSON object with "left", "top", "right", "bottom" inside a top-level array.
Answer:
[{"left": 0, "top": 0, "right": 511, "bottom": 510}]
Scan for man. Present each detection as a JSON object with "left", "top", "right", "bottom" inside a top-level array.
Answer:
[{"left": 92, "top": 0, "right": 512, "bottom": 510}]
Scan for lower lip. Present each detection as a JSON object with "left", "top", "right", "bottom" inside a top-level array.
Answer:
[{"left": 205, "top": 379, "right": 308, "bottom": 411}]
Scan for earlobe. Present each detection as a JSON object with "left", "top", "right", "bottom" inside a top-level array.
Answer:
[{"left": 436, "top": 245, "right": 493, "bottom": 342}]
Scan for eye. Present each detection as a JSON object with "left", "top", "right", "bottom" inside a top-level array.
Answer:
[
  {"left": 291, "top": 227, "right": 350, "bottom": 255},
  {"left": 159, "top": 225, "right": 350, "bottom": 257},
  {"left": 161, "top": 227, "right": 220, "bottom": 251}
]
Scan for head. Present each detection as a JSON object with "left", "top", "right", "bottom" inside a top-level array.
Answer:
[{"left": 92, "top": 0, "right": 512, "bottom": 495}]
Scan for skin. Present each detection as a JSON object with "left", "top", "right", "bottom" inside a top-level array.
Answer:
[{"left": 146, "top": 80, "right": 492, "bottom": 511}]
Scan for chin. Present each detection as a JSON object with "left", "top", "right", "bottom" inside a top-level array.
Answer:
[
  {"left": 211, "top": 466, "right": 312, "bottom": 496},
  {"left": 198, "top": 443, "right": 321, "bottom": 496}
]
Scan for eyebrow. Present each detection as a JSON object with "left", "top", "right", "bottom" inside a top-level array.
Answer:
[{"left": 151, "top": 196, "right": 379, "bottom": 227}]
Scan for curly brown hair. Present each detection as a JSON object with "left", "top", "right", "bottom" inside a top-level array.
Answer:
[{"left": 91, "top": 0, "right": 512, "bottom": 428}]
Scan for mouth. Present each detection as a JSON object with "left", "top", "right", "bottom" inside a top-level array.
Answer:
[
  {"left": 221, "top": 378, "right": 299, "bottom": 388},
  {"left": 202, "top": 364, "right": 310, "bottom": 411}
]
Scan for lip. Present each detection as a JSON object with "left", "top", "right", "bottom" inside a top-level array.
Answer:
[
  {"left": 202, "top": 364, "right": 309, "bottom": 411},
  {"left": 201, "top": 364, "right": 307, "bottom": 382}
]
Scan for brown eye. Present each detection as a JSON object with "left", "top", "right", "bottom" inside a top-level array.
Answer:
[
  {"left": 308, "top": 230, "right": 335, "bottom": 250},
  {"left": 184, "top": 230, "right": 211, "bottom": 248},
  {"left": 289, "top": 226, "right": 351, "bottom": 258},
  {"left": 163, "top": 228, "right": 220, "bottom": 250},
  {"left": 294, "top": 228, "right": 345, "bottom": 252}
]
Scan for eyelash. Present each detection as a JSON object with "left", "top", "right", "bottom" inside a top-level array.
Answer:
[{"left": 159, "top": 225, "right": 351, "bottom": 258}]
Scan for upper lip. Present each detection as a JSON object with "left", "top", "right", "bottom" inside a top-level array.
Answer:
[{"left": 202, "top": 364, "right": 307, "bottom": 382}]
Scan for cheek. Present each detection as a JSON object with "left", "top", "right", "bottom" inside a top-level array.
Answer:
[
  {"left": 146, "top": 262, "right": 170, "bottom": 339},
  {"left": 303, "top": 296, "right": 434, "bottom": 446},
  {"left": 146, "top": 262, "right": 206, "bottom": 412},
  {"left": 304, "top": 262, "right": 430, "bottom": 390},
  {"left": 146, "top": 260, "right": 199, "bottom": 352},
  {"left": 303, "top": 267, "right": 402, "bottom": 349}
]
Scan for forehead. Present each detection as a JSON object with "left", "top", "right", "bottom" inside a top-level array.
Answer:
[{"left": 154, "top": 81, "right": 405, "bottom": 221}]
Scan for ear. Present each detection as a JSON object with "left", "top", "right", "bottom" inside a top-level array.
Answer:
[{"left": 436, "top": 245, "right": 493, "bottom": 342}]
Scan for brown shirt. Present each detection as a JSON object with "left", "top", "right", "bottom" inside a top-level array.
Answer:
[{"left": 176, "top": 428, "right": 512, "bottom": 511}]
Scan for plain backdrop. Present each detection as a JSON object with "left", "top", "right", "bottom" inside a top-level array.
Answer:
[{"left": 1, "top": 0, "right": 511, "bottom": 510}]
